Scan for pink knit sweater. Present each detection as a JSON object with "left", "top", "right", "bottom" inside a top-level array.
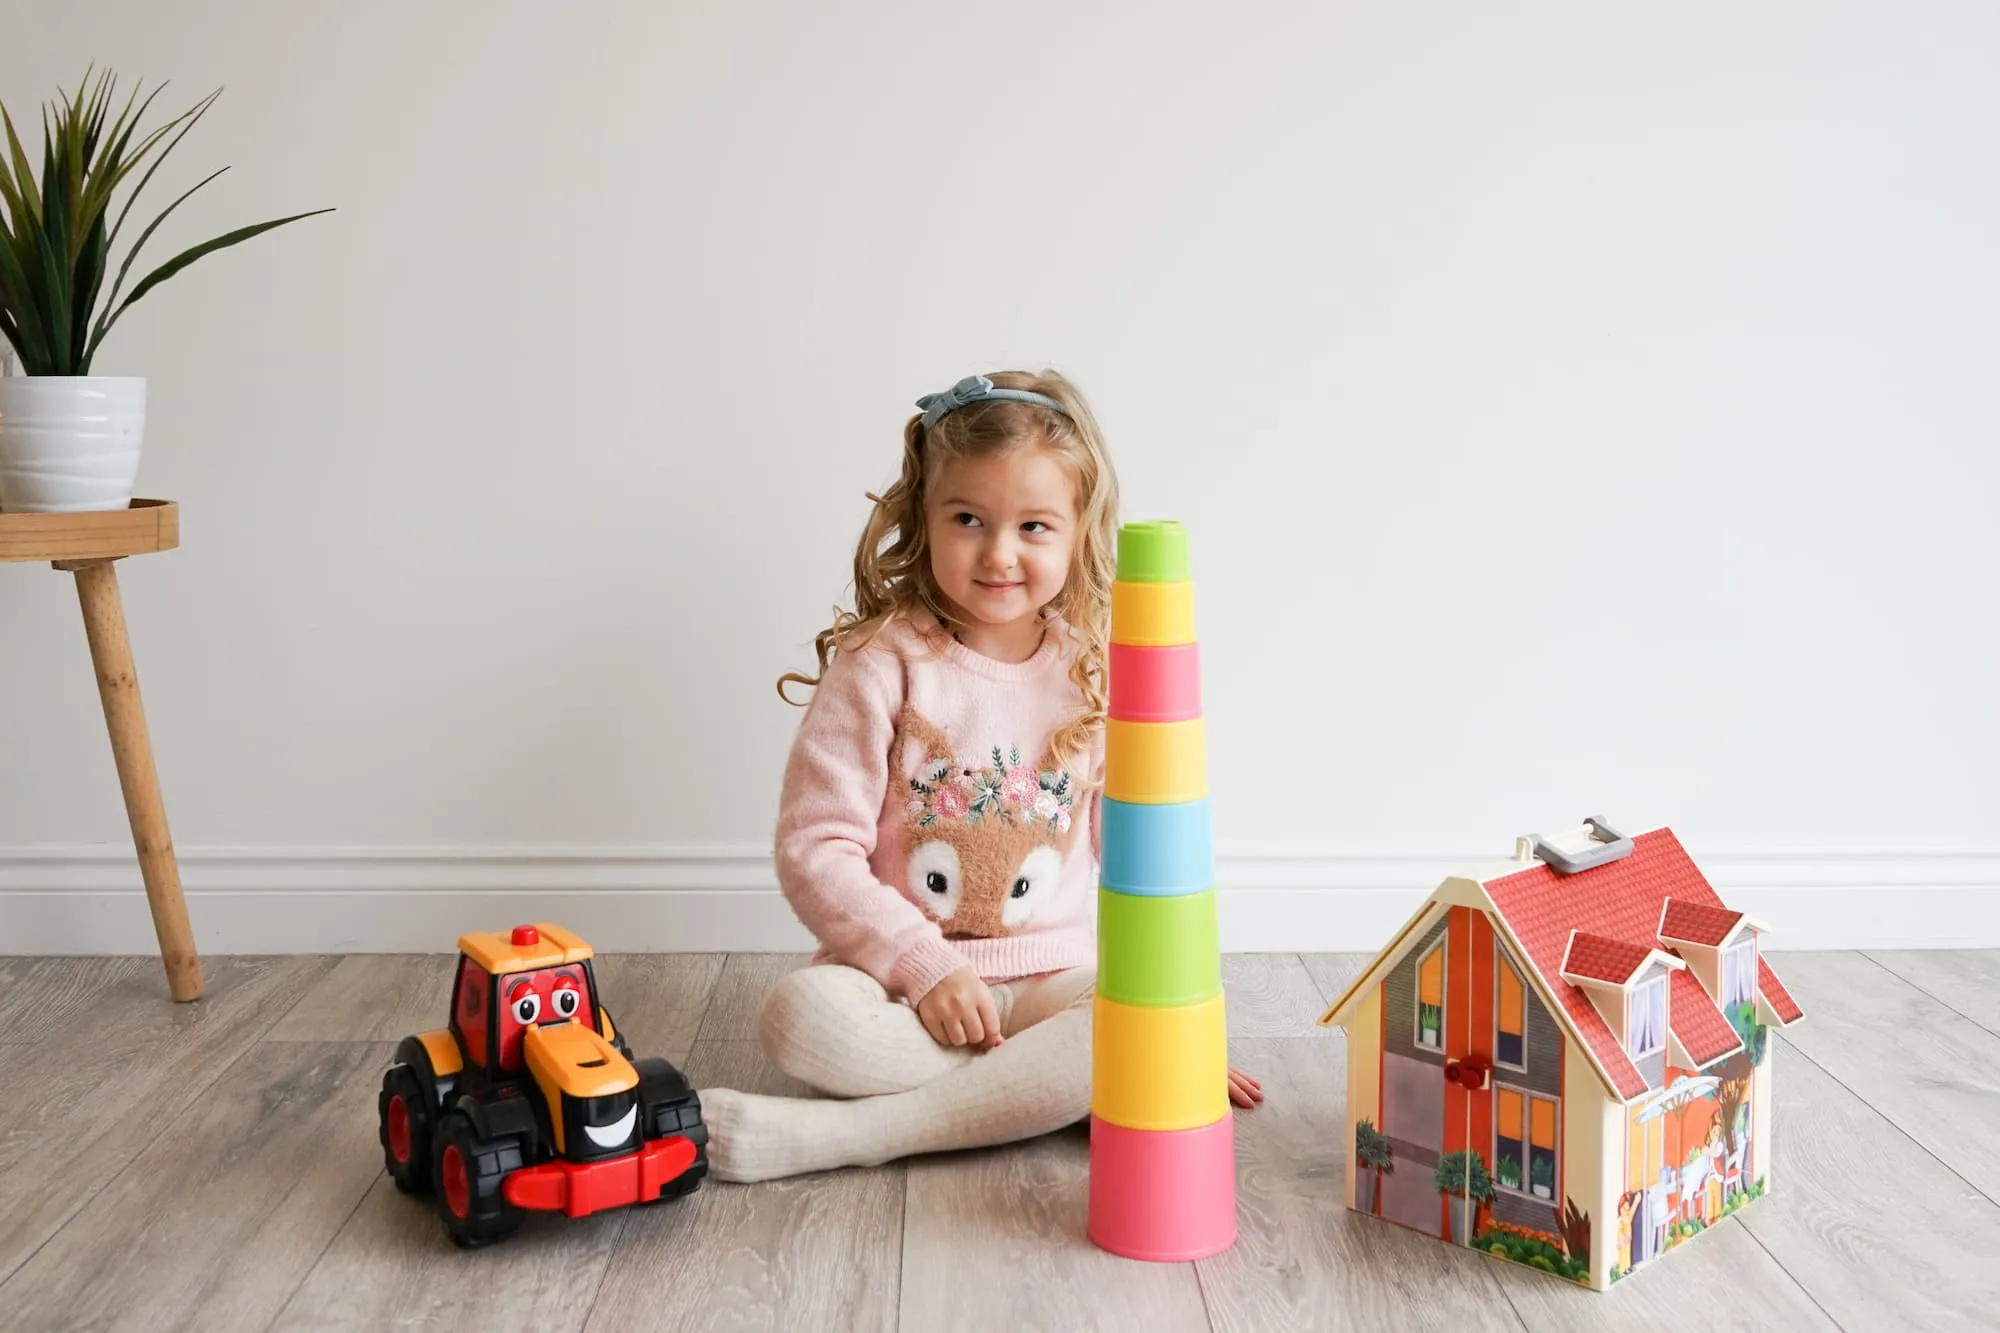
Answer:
[{"left": 773, "top": 611, "right": 1101, "bottom": 1003}]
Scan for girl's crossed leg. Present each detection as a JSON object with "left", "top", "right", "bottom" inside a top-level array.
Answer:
[{"left": 699, "top": 962, "right": 1096, "bottom": 1182}]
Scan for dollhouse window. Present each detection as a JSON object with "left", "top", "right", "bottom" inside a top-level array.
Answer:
[
  {"left": 1628, "top": 975, "right": 1666, "bottom": 1058},
  {"left": 1496, "top": 957, "right": 1526, "bottom": 1069},
  {"left": 1494, "top": 1086, "right": 1559, "bottom": 1199},
  {"left": 1722, "top": 936, "right": 1757, "bottom": 1011},
  {"left": 1416, "top": 939, "right": 1445, "bottom": 1049}
]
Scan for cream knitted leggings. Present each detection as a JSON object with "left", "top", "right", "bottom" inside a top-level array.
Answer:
[{"left": 696, "top": 962, "right": 1096, "bottom": 1182}]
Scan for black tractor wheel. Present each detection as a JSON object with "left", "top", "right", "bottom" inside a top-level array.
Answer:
[
  {"left": 633, "top": 1064, "right": 708, "bottom": 1203},
  {"left": 378, "top": 1064, "right": 435, "bottom": 1196},
  {"left": 431, "top": 1111, "right": 526, "bottom": 1248}
]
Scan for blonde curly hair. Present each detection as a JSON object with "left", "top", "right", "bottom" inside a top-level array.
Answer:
[{"left": 777, "top": 368, "right": 1119, "bottom": 780}]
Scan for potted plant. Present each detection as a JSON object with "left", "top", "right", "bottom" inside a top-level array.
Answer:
[
  {"left": 1418, "top": 1001, "right": 1442, "bottom": 1047},
  {"left": 0, "top": 67, "right": 331, "bottom": 512},
  {"left": 1530, "top": 1154, "right": 1554, "bottom": 1200},
  {"left": 1433, "top": 1149, "right": 1493, "bottom": 1244},
  {"left": 1495, "top": 1153, "right": 1522, "bottom": 1191},
  {"left": 1354, "top": 1118, "right": 1394, "bottom": 1215}
]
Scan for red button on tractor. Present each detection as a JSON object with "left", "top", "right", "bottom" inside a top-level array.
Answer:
[{"left": 511, "top": 925, "right": 540, "bottom": 946}]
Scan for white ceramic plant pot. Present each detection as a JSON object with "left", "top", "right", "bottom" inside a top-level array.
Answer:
[{"left": 0, "top": 375, "right": 147, "bottom": 512}]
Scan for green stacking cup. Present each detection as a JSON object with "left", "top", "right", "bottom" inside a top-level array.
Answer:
[{"left": 1096, "top": 886, "right": 1222, "bottom": 1008}]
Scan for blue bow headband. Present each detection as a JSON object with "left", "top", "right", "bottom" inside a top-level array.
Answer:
[{"left": 915, "top": 374, "right": 1070, "bottom": 430}]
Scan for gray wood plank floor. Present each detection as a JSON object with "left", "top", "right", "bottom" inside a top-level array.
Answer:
[{"left": 0, "top": 950, "right": 1989, "bottom": 1331}]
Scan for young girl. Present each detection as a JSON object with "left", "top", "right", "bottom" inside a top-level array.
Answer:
[{"left": 696, "top": 368, "right": 1260, "bottom": 1183}]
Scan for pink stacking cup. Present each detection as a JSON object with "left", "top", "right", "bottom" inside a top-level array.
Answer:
[
  {"left": 1108, "top": 642, "right": 1201, "bottom": 723},
  {"left": 1086, "top": 1113, "right": 1237, "bottom": 1261}
]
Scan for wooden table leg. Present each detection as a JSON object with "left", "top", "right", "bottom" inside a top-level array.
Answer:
[{"left": 61, "top": 557, "right": 204, "bottom": 1002}]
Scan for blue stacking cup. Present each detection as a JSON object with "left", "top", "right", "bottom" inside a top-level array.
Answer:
[{"left": 1099, "top": 796, "right": 1213, "bottom": 897}]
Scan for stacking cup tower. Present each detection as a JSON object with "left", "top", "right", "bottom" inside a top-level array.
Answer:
[{"left": 1087, "top": 520, "right": 1236, "bottom": 1261}]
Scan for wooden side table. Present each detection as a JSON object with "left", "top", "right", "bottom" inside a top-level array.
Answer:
[{"left": 0, "top": 498, "right": 202, "bottom": 1001}]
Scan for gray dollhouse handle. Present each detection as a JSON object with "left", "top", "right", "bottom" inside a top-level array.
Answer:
[{"left": 1530, "top": 816, "right": 1634, "bottom": 874}]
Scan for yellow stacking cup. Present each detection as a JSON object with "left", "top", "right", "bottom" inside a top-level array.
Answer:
[
  {"left": 1111, "top": 579, "right": 1196, "bottom": 647},
  {"left": 1091, "top": 991, "right": 1229, "bottom": 1131},
  {"left": 1104, "top": 718, "right": 1206, "bottom": 805}
]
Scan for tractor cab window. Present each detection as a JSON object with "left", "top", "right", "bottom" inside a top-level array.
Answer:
[
  {"left": 452, "top": 955, "right": 490, "bottom": 1066},
  {"left": 494, "top": 964, "right": 594, "bottom": 1071}
]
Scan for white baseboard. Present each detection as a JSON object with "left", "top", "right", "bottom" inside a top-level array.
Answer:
[{"left": 2, "top": 844, "right": 1996, "bottom": 954}]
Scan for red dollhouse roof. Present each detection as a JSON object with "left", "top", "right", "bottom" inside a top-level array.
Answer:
[
  {"left": 1559, "top": 931, "right": 1654, "bottom": 984},
  {"left": 1668, "top": 968, "right": 1743, "bottom": 1066},
  {"left": 1483, "top": 826, "right": 1801, "bottom": 1102},
  {"left": 1757, "top": 957, "right": 1804, "bottom": 1023},
  {"left": 1658, "top": 898, "right": 1743, "bottom": 947}
]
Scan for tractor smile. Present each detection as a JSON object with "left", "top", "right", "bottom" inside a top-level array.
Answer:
[{"left": 584, "top": 1106, "right": 636, "bottom": 1149}]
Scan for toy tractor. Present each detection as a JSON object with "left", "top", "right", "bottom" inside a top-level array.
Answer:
[{"left": 376, "top": 922, "right": 708, "bottom": 1247}]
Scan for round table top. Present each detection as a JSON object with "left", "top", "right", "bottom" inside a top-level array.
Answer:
[{"left": 0, "top": 498, "right": 179, "bottom": 563}]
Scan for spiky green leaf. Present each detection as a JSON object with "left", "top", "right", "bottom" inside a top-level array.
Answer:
[
  {"left": 104, "top": 88, "right": 216, "bottom": 251},
  {"left": 89, "top": 164, "right": 227, "bottom": 355},
  {"left": 93, "top": 207, "right": 333, "bottom": 352},
  {"left": 1, "top": 103, "right": 39, "bottom": 228},
  {"left": 0, "top": 233, "right": 52, "bottom": 370}
]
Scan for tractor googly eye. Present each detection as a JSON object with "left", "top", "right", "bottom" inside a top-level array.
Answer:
[
  {"left": 513, "top": 993, "right": 541, "bottom": 1024},
  {"left": 553, "top": 986, "right": 580, "bottom": 1017}
]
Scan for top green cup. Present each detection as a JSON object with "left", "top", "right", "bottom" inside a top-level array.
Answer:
[{"left": 1116, "top": 520, "right": 1189, "bottom": 583}]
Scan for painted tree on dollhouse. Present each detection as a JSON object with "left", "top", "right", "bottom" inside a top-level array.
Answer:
[{"left": 1318, "top": 819, "right": 1804, "bottom": 1291}]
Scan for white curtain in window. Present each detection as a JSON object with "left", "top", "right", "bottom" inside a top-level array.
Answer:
[
  {"left": 1723, "top": 941, "right": 1756, "bottom": 1008},
  {"left": 1629, "top": 979, "right": 1665, "bottom": 1055}
]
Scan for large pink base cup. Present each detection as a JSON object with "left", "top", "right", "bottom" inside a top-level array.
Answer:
[{"left": 1086, "top": 1113, "right": 1237, "bottom": 1261}]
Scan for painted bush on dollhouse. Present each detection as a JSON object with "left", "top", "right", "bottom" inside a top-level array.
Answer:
[{"left": 1319, "top": 820, "right": 1805, "bottom": 1292}]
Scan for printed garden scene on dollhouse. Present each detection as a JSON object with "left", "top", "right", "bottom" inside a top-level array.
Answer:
[{"left": 1319, "top": 818, "right": 1803, "bottom": 1292}]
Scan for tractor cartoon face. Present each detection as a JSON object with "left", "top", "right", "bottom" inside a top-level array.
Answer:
[
  {"left": 452, "top": 954, "right": 594, "bottom": 1072},
  {"left": 377, "top": 922, "right": 707, "bottom": 1246}
]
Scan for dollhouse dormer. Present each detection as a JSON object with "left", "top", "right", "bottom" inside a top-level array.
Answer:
[
  {"left": 1557, "top": 931, "right": 1686, "bottom": 1090},
  {"left": 1659, "top": 898, "right": 1766, "bottom": 1021}
]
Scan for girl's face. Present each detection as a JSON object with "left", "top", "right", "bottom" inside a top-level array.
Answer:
[{"left": 926, "top": 446, "right": 1078, "bottom": 650}]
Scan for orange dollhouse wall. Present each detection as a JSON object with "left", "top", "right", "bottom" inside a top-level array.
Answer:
[{"left": 1363, "top": 904, "right": 1576, "bottom": 1249}]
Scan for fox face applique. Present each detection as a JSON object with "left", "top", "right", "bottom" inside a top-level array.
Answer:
[{"left": 895, "top": 704, "right": 1084, "bottom": 940}]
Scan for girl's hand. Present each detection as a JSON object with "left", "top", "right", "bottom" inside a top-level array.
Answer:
[
  {"left": 916, "top": 966, "right": 1004, "bottom": 1049},
  {"left": 1229, "top": 1067, "right": 1264, "bottom": 1108}
]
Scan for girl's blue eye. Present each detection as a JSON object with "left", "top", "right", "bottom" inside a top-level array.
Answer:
[
  {"left": 1022, "top": 521, "right": 1048, "bottom": 534},
  {"left": 953, "top": 512, "right": 980, "bottom": 527}
]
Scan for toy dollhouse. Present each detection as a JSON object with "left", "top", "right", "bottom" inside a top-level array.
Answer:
[{"left": 1317, "top": 817, "right": 1804, "bottom": 1290}]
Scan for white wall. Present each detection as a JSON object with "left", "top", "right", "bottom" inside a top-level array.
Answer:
[{"left": 4, "top": 1, "right": 1996, "bottom": 954}]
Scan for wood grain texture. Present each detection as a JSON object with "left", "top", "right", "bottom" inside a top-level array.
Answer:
[
  {"left": 273, "top": 1171, "right": 625, "bottom": 1332},
  {"left": 0, "top": 949, "right": 1988, "bottom": 1331},
  {"left": 0, "top": 955, "right": 156, "bottom": 1042},
  {"left": 1737, "top": 1041, "right": 2000, "bottom": 1332},
  {"left": 1198, "top": 1035, "right": 1526, "bottom": 1332},
  {"left": 902, "top": 1116, "right": 1211, "bottom": 1333},
  {"left": 0, "top": 1041, "right": 391, "bottom": 1331},
  {"left": 1220, "top": 954, "right": 1332, "bottom": 1037},
  {"left": 1299, "top": 952, "right": 1373, "bottom": 1011},
  {"left": 1485, "top": 1202, "right": 1836, "bottom": 1332},
  {"left": 0, "top": 497, "right": 177, "bottom": 562},
  {"left": 1766, "top": 950, "right": 2000, "bottom": 1202},
  {"left": 586, "top": 1040, "right": 903, "bottom": 1332},
  {"left": 0, "top": 955, "right": 337, "bottom": 1285},
  {"left": 1865, "top": 949, "right": 2000, "bottom": 1036},
  {"left": 591, "top": 953, "right": 727, "bottom": 1065},
  {"left": 697, "top": 953, "right": 811, "bottom": 1040},
  {"left": 264, "top": 954, "right": 457, "bottom": 1041},
  {"left": 71, "top": 556, "right": 202, "bottom": 1000}
]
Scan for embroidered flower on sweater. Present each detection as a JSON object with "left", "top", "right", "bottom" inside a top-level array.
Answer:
[
  {"left": 908, "top": 742, "right": 1076, "bottom": 830},
  {"left": 895, "top": 703, "right": 1086, "bottom": 941}
]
